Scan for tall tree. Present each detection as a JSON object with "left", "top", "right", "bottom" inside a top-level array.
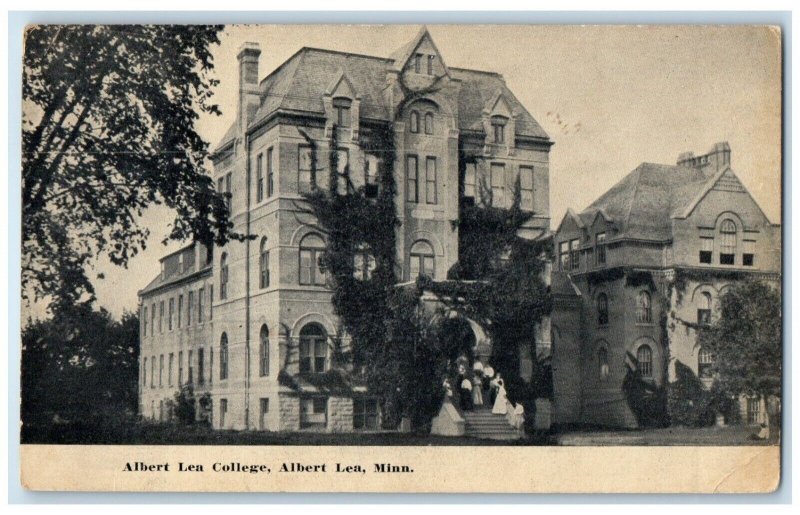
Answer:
[
  {"left": 22, "top": 25, "right": 238, "bottom": 311},
  {"left": 698, "top": 280, "right": 782, "bottom": 400}
]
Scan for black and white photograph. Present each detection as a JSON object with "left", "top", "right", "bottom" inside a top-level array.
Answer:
[{"left": 17, "top": 21, "right": 783, "bottom": 493}]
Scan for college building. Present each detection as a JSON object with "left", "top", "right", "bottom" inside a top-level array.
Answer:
[
  {"left": 550, "top": 142, "right": 781, "bottom": 428},
  {"left": 138, "top": 27, "right": 553, "bottom": 431}
]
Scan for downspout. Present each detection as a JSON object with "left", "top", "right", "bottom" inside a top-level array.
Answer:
[{"left": 244, "top": 132, "right": 252, "bottom": 430}]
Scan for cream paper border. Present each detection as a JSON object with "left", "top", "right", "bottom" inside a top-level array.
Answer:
[{"left": 20, "top": 444, "right": 780, "bottom": 493}]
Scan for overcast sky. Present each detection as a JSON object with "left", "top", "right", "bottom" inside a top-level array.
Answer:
[{"left": 46, "top": 24, "right": 782, "bottom": 318}]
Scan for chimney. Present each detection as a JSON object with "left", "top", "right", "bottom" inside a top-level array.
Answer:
[
  {"left": 676, "top": 141, "right": 731, "bottom": 176},
  {"left": 237, "top": 42, "right": 262, "bottom": 134}
]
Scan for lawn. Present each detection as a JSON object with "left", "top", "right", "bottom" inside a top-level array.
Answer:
[
  {"left": 21, "top": 421, "right": 555, "bottom": 446},
  {"left": 556, "top": 424, "right": 779, "bottom": 446}
]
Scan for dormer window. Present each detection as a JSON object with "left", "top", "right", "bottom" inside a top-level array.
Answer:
[
  {"left": 410, "top": 111, "right": 420, "bottom": 133},
  {"left": 427, "top": 55, "right": 435, "bottom": 75},
  {"left": 332, "top": 98, "right": 352, "bottom": 127},
  {"left": 414, "top": 53, "right": 422, "bottom": 74},
  {"left": 491, "top": 116, "right": 507, "bottom": 144}
]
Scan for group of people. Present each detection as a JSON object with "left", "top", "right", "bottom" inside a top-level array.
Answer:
[{"left": 446, "top": 360, "right": 509, "bottom": 414}]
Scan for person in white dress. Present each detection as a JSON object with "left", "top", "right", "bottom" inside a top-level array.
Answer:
[{"left": 492, "top": 377, "right": 508, "bottom": 415}]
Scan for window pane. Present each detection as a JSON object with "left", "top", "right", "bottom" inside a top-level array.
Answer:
[
  {"left": 465, "top": 163, "right": 476, "bottom": 198},
  {"left": 426, "top": 157, "right": 437, "bottom": 204},
  {"left": 491, "top": 164, "right": 505, "bottom": 206},
  {"left": 407, "top": 156, "right": 418, "bottom": 202},
  {"left": 410, "top": 255, "right": 420, "bottom": 279},
  {"left": 300, "top": 250, "right": 312, "bottom": 284}
]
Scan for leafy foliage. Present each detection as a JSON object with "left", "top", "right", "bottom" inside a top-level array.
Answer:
[
  {"left": 697, "top": 280, "right": 782, "bottom": 398},
  {"left": 21, "top": 304, "right": 139, "bottom": 440},
  {"left": 666, "top": 360, "right": 739, "bottom": 427},
  {"left": 22, "top": 25, "right": 240, "bottom": 311},
  {"left": 429, "top": 184, "right": 552, "bottom": 414},
  {"left": 172, "top": 384, "right": 197, "bottom": 425}
]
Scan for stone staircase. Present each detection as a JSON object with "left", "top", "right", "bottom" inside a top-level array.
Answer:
[{"left": 462, "top": 407, "right": 522, "bottom": 441}]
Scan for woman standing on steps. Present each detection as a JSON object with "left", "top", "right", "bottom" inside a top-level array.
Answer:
[{"left": 492, "top": 375, "right": 508, "bottom": 415}]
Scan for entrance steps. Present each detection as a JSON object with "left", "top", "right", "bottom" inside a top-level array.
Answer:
[{"left": 462, "top": 407, "right": 522, "bottom": 441}]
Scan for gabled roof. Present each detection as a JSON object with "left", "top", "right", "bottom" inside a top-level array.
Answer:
[
  {"left": 389, "top": 26, "right": 451, "bottom": 77},
  {"left": 580, "top": 162, "right": 710, "bottom": 241},
  {"left": 213, "top": 34, "right": 549, "bottom": 152}
]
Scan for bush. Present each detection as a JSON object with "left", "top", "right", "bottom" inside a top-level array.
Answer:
[{"left": 173, "top": 384, "right": 197, "bottom": 425}]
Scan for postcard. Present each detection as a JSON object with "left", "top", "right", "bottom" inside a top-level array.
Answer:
[{"left": 19, "top": 23, "right": 782, "bottom": 493}]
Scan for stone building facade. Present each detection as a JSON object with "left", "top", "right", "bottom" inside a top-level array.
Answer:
[
  {"left": 551, "top": 142, "right": 781, "bottom": 428},
  {"left": 138, "top": 28, "right": 552, "bottom": 432}
]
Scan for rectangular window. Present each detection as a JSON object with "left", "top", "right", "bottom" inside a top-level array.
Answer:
[
  {"left": 414, "top": 53, "right": 422, "bottom": 73},
  {"left": 410, "top": 254, "right": 435, "bottom": 280},
  {"left": 220, "top": 399, "right": 228, "bottom": 428},
  {"left": 168, "top": 353, "right": 174, "bottom": 387},
  {"left": 700, "top": 237, "right": 713, "bottom": 264},
  {"left": 353, "top": 398, "right": 380, "bottom": 430},
  {"left": 158, "top": 301, "right": 164, "bottom": 333},
  {"left": 225, "top": 173, "right": 232, "bottom": 209},
  {"left": 159, "top": 355, "right": 164, "bottom": 388},
  {"left": 335, "top": 104, "right": 351, "bottom": 127},
  {"left": 188, "top": 350, "right": 194, "bottom": 385},
  {"left": 336, "top": 148, "right": 349, "bottom": 194},
  {"left": 519, "top": 166, "right": 534, "bottom": 210},
  {"left": 143, "top": 357, "right": 147, "bottom": 387},
  {"left": 197, "top": 348, "right": 205, "bottom": 386},
  {"left": 259, "top": 398, "right": 269, "bottom": 430},
  {"left": 596, "top": 232, "right": 607, "bottom": 265},
  {"left": 298, "top": 145, "right": 314, "bottom": 193},
  {"left": 187, "top": 291, "right": 193, "bottom": 326},
  {"left": 464, "top": 162, "right": 477, "bottom": 202},
  {"left": 217, "top": 176, "right": 224, "bottom": 194},
  {"left": 150, "top": 357, "right": 155, "bottom": 389},
  {"left": 177, "top": 295, "right": 183, "bottom": 328},
  {"left": 425, "top": 157, "right": 437, "bottom": 204},
  {"left": 427, "top": 55, "right": 435, "bottom": 75},
  {"left": 569, "top": 238, "right": 580, "bottom": 270},
  {"left": 267, "top": 148, "right": 274, "bottom": 198},
  {"left": 559, "top": 241, "right": 569, "bottom": 270},
  {"left": 490, "top": 163, "right": 505, "bottom": 207},
  {"left": 256, "top": 153, "right": 264, "bottom": 202},
  {"left": 178, "top": 351, "right": 184, "bottom": 386},
  {"left": 168, "top": 298, "right": 174, "bottom": 331},
  {"left": 743, "top": 239, "right": 755, "bottom": 266},
  {"left": 747, "top": 397, "right": 761, "bottom": 424},
  {"left": 299, "top": 247, "right": 326, "bottom": 287},
  {"left": 260, "top": 250, "right": 269, "bottom": 289},
  {"left": 143, "top": 306, "right": 148, "bottom": 337},
  {"left": 150, "top": 303, "right": 155, "bottom": 337},
  {"left": 198, "top": 287, "right": 205, "bottom": 323},
  {"left": 209, "top": 285, "right": 213, "bottom": 320},
  {"left": 494, "top": 123, "right": 505, "bottom": 144},
  {"left": 697, "top": 308, "right": 711, "bottom": 326},
  {"left": 407, "top": 155, "right": 419, "bottom": 203},
  {"left": 364, "top": 155, "right": 379, "bottom": 198}
]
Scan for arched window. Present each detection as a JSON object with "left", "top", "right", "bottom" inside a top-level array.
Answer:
[
  {"left": 598, "top": 346, "right": 610, "bottom": 380},
  {"left": 299, "top": 323, "right": 327, "bottom": 374},
  {"left": 698, "top": 347, "right": 714, "bottom": 378},
  {"left": 697, "top": 292, "right": 712, "bottom": 325},
  {"left": 259, "top": 237, "right": 269, "bottom": 289},
  {"left": 259, "top": 325, "right": 269, "bottom": 377},
  {"left": 424, "top": 112, "right": 434, "bottom": 135},
  {"left": 409, "top": 240, "right": 435, "bottom": 280},
  {"left": 597, "top": 293, "right": 609, "bottom": 326},
  {"left": 220, "top": 253, "right": 229, "bottom": 299},
  {"left": 299, "top": 233, "right": 326, "bottom": 286},
  {"left": 219, "top": 333, "right": 229, "bottom": 380},
  {"left": 720, "top": 219, "right": 737, "bottom": 265},
  {"left": 410, "top": 111, "right": 420, "bottom": 133},
  {"left": 637, "top": 345, "right": 653, "bottom": 378},
  {"left": 636, "top": 291, "right": 652, "bottom": 323},
  {"left": 491, "top": 116, "right": 507, "bottom": 144},
  {"left": 332, "top": 97, "right": 352, "bottom": 127}
]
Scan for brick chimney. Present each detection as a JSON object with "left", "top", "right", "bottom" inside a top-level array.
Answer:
[
  {"left": 237, "top": 42, "right": 262, "bottom": 134},
  {"left": 676, "top": 141, "right": 731, "bottom": 176}
]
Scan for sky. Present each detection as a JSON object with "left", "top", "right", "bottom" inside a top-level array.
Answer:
[{"left": 36, "top": 24, "right": 782, "bottom": 319}]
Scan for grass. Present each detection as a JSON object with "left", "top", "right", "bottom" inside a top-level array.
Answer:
[
  {"left": 21, "top": 420, "right": 555, "bottom": 446},
  {"left": 556, "top": 424, "right": 779, "bottom": 446}
]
